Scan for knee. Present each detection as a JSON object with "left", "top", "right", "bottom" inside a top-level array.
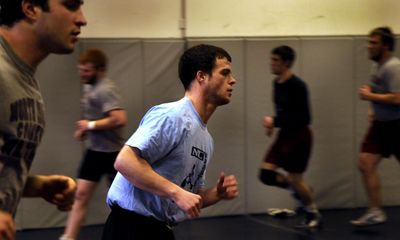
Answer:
[
  {"left": 358, "top": 154, "right": 377, "bottom": 174},
  {"left": 258, "top": 169, "right": 276, "bottom": 186},
  {"left": 258, "top": 169, "right": 280, "bottom": 186},
  {"left": 74, "top": 188, "right": 91, "bottom": 204}
]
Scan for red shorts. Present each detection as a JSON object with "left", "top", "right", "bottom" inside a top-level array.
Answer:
[
  {"left": 361, "top": 120, "right": 400, "bottom": 159},
  {"left": 263, "top": 127, "right": 312, "bottom": 173}
]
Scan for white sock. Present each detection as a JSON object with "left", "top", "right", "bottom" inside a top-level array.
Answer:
[
  {"left": 59, "top": 234, "right": 74, "bottom": 240},
  {"left": 304, "top": 203, "right": 319, "bottom": 213}
]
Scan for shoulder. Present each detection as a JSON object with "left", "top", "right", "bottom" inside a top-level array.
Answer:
[
  {"left": 0, "top": 57, "right": 19, "bottom": 89},
  {"left": 290, "top": 75, "right": 308, "bottom": 88},
  {"left": 381, "top": 58, "right": 400, "bottom": 79},
  {"left": 97, "top": 78, "right": 119, "bottom": 92},
  {"left": 142, "top": 98, "right": 189, "bottom": 126},
  {"left": 385, "top": 57, "right": 400, "bottom": 70}
]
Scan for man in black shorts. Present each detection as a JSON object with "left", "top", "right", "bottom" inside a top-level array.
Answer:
[
  {"left": 351, "top": 27, "right": 400, "bottom": 227},
  {"left": 61, "top": 49, "right": 127, "bottom": 240},
  {"left": 259, "top": 45, "right": 322, "bottom": 228}
]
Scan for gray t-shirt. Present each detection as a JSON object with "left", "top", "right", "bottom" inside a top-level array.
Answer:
[
  {"left": 370, "top": 56, "right": 400, "bottom": 121},
  {"left": 0, "top": 36, "right": 45, "bottom": 214},
  {"left": 107, "top": 97, "right": 213, "bottom": 225},
  {"left": 81, "top": 78, "right": 124, "bottom": 152}
]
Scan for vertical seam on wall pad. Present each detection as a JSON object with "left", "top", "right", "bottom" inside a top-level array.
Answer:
[
  {"left": 243, "top": 39, "right": 249, "bottom": 214},
  {"left": 352, "top": 38, "right": 358, "bottom": 208},
  {"left": 140, "top": 41, "right": 145, "bottom": 114}
]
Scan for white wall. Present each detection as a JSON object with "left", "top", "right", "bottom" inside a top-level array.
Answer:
[{"left": 81, "top": 0, "right": 400, "bottom": 38}]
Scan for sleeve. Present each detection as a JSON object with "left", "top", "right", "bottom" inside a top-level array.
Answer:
[
  {"left": 0, "top": 159, "right": 25, "bottom": 214},
  {"left": 101, "top": 84, "right": 123, "bottom": 113},
  {"left": 125, "top": 107, "right": 185, "bottom": 164},
  {"left": 387, "top": 64, "right": 400, "bottom": 92}
]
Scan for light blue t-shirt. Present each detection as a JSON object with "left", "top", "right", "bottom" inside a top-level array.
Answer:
[
  {"left": 370, "top": 56, "right": 400, "bottom": 121},
  {"left": 106, "top": 97, "right": 213, "bottom": 224}
]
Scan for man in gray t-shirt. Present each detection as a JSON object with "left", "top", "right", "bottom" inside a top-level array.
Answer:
[
  {"left": 351, "top": 27, "right": 400, "bottom": 227},
  {"left": 0, "top": 0, "right": 86, "bottom": 239},
  {"left": 61, "top": 49, "right": 127, "bottom": 240}
]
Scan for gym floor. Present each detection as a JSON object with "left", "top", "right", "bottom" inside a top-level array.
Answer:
[{"left": 16, "top": 207, "right": 400, "bottom": 240}]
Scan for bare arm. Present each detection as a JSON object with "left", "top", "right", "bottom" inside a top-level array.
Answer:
[
  {"left": 359, "top": 85, "right": 400, "bottom": 105},
  {"left": 115, "top": 146, "right": 203, "bottom": 218},
  {"left": 23, "top": 175, "right": 76, "bottom": 211},
  {"left": 197, "top": 172, "right": 239, "bottom": 208},
  {"left": 89, "top": 109, "right": 127, "bottom": 130},
  {"left": 0, "top": 211, "right": 15, "bottom": 240},
  {"left": 74, "top": 109, "right": 127, "bottom": 140}
]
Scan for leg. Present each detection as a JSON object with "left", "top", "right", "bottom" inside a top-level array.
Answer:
[
  {"left": 63, "top": 179, "right": 97, "bottom": 239},
  {"left": 259, "top": 162, "right": 289, "bottom": 189},
  {"left": 106, "top": 151, "right": 119, "bottom": 186},
  {"left": 287, "top": 172, "right": 313, "bottom": 207},
  {"left": 350, "top": 152, "right": 387, "bottom": 226},
  {"left": 358, "top": 152, "right": 382, "bottom": 209},
  {"left": 288, "top": 173, "right": 322, "bottom": 228}
]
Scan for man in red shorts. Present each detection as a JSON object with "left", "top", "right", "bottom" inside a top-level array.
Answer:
[
  {"left": 259, "top": 45, "right": 322, "bottom": 228},
  {"left": 351, "top": 26, "right": 400, "bottom": 227}
]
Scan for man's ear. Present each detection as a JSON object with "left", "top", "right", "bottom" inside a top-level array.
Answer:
[
  {"left": 284, "top": 60, "right": 292, "bottom": 69},
  {"left": 21, "top": 0, "right": 41, "bottom": 22},
  {"left": 195, "top": 71, "right": 207, "bottom": 83}
]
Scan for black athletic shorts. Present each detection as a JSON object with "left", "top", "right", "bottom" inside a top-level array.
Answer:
[
  {"left": 102, "top": 205, "right": 175, "bottom": 240},
  {"left": 361, "top": 119, "right": 400, "bottom": 159},
  {"left": 78, "top": 149, "right": 118, "bottom": 182},
  {"left": 263, "top": 127, "right": 313, "bottom": 173}
]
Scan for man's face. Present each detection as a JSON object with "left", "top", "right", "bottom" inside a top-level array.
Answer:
[
  {"left": 270, "top": 54, "right": 288, "bottom": 75},
  {"left": 78, "top": 63, "right": 98, "bottom": 84},
  {"left": 204, "top": 57, "right": 236, "bottom": 106},
  {"left": 36, "top": 0, "right": 87, "bottom": 54},
  {"left": 368, "top": 35, "right": 386, "bottom": 62}
]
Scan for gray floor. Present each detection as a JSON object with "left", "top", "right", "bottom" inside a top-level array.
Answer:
[{"left": 16, "top": 207, "right": 400, "bottom": 240}]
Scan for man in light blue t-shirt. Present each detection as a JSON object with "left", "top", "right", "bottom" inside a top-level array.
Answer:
[{"left": 102, "top": 44, "right": 239, "bottom": 240}]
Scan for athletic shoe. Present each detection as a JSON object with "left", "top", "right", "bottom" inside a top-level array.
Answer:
[
  {"left": 350, "top": 209, "right": 387, "bottom": 226},
  {"left": 296, "top": 211, "right": 323, "bottom": 229},
  {"left": 267, "top": 208, "right": 296, "bottom": 218},
  {"left": 295, "top": 206, "right": 306, "bottom": 215}
]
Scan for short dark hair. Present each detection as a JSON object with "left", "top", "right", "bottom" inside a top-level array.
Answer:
[
  {"left": 369, "top": 26, "right": 395, "bottom": 51},
  {"left": 0, "top": 0, "right": 49, "bottom": 27},
  {"left": 178, "top": 44, "right": 232, "bottom": 90},
  {"left": 271, "top": 45, "right": 296, "bottom": 68},
  {"left": 79, "top": 49, "right": 108, "bottom": 70}
]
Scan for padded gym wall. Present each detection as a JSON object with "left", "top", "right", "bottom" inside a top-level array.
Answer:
[{"left": 15, "top": 36, "right": 400, "bottom": 229}]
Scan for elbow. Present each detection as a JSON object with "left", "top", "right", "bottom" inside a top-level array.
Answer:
[
  {"left": 116, "top": 112, "right": 128, "bottom": 127},
  {"left": 114, "top": 154, "right": 124, "bottom": 172},
  {"left": 115, "top": 120, "right": 127, "bottom": 128},
  {"left": 111, "top": 115, "right": 127, "bottom": 128},
  {"left": 387, "top": 94, "right": 400, "bottom": 105}
]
